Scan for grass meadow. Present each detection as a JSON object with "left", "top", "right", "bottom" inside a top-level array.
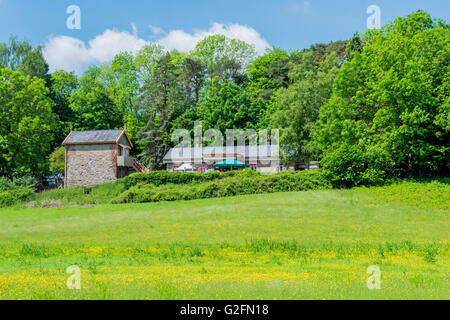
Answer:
[{"left": 0, "top": 180, "right": 448, "bottom": 299}]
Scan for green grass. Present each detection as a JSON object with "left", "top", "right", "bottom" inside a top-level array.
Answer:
[
  {"left": 22, "top": 170, "right": 330, "bottom": 207},
  {"left": 0, "top": 180, "right": 448, "bottom": 300},
  {"left": 28, "top": 181, "right": 127, "bottom": 206}
]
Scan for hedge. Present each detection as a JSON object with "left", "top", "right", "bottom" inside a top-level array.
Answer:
[
  {"left": 119, "top": 169, "right": 260, "bottom": 188},
  {"left": 0, "top": 188, "right": 34, "bottom": 207},
  {"left": 115, "top": 170, "right": 331, "bottom": 203},
  {"left": 0, "top": 176, "right": 38, "bottom": 192}
]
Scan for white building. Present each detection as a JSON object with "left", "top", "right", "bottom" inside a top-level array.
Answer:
[{"left": 163, "top": 145, "right": 280, "bottom": 173}]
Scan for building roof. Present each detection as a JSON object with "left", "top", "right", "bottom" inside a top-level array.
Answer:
[{"left": 62, "top": 129, "right": 133, "bottom": 147}]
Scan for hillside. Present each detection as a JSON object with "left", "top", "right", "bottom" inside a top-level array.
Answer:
[{"left": 0, "top": 181, "right": 448, "bottom": 299}]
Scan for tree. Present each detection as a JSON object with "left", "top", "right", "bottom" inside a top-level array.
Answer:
[
  {"left": 197, "top": 78, "right": 262, "bottom": 133},
  {"left": 48, "top": 147, "right": 65, "bottom": 174},
  {"left": 136, "top": 52, "right": 184, "bottom": 170},
  {"left": 346, "top": 33, "right": 363, "bottom": 58},
  {"left": 67, "top": 53, "right": 142, "bottom": 140},
  {"left": 0, "top": 68, "right": 56, "bottom": 177},
  {"left": 49, "top": 70, "right": 78, "bottom": 145},
  {"left": 272, "top": 47, "right": 342, "bottom": 165},
  {"left": 69, "top": 66, "right": 124, "bottom": 130},
  {"left": 17, "top": 46, "right": 50, "bottom": 81},
  {"left": 308, "top": 40, "right": 348, "bottom": 66},
  {"left": 103, "top": 53, "right": 141, "bottom": 140},
  {"left": 247, "top": 48, "right": 289, "bottom": 100},
  {"left": 179, "top": 57, "right": 205, "bottom": 107},
  {"left": 192, "top": 35, "right": 256, "bottom": 80},
  {"left": 169, "top": 57, "right": 206, "bottom": 139},
  {"left": 135, "top": 43, "right": 165, "bottom": 82},
  {"left": 313, "top": 11, "right": 449, "bottom": 177},
  {"left": 244, "top": 48, "right": 292, "bottom": 131},
  {"left": 0, "top": 35, "right": 32, "bottom": 71},
  {"left": 0, "top": 36, "right": 49, "bottom": 82}
]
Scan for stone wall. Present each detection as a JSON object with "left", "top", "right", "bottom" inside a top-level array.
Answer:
[{"left": 65, "top": 144, "right": 118, "bottom": 187}]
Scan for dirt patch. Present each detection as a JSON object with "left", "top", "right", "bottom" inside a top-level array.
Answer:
[
  {"left": 72, "top": 204, "right": 95, "bottom": 208},
  {"left": 26, "top": 200, "right": 64, "bottom": 209}
]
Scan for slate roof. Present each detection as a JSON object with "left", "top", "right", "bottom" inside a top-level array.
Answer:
[{"left": 63, "top": 130, "right": 128, "bottom": 145}]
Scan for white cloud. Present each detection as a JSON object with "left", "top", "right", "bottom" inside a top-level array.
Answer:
[
  {"left": 149, "top": 24, "right": 165, "bottom": 37},
  {"left": 130, "top": 22, "right": 138, "bottom": 37},
  {"left": 87, "top": 29, "right": 148, "bottom": 62},
  {"left": 43, "top": 22, "right": 271, "bottom": 74},
  {"left": 44, "top": 29, "right": 149, "bottom": 73},
  {"left": 43, "top": 36, "right": 91, "bottom": 74},
  {"left": 157, "top": 22, "right": 271, "bottom": 54}
]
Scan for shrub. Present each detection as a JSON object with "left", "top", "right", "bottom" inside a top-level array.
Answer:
[
  {"left": 0, "top": 175, "right": 38, "bottom": 192},
  {"left": 0, "top": 188, "right": 33, "bottom": 207},
  {"left": 48, "top": 147, "right": 65, "bottom": 173},
  {"left": 321, "top": 144, "right": 389, "bottom": 188},
  {"left": 13, "top": 175, "right": 39, "bottom": 190},
  {"left": 0, "top": 175, "right": 37, "bottom": 207},
  {"left": 115, "top": 170, "right": 331, "bottom": 204},
  {"left": 0, "top": 177, "right": 14, "bottom": 191},
  {"left": 120, "top": 169, "right": 259, "bottom": 188},
  {"left": 30, "top": 181, "right": 127, "bottom": 206}
]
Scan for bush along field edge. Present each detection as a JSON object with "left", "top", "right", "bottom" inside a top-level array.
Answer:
[{"left": 1, "top": 169, "right": 449, "bottom": 208}]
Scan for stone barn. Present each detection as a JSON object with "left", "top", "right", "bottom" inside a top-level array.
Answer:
[{"left": 62, "top": 129, "right": 147, "bottom": 187}]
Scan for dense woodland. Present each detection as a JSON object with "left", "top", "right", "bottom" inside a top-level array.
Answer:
[{"left": 0, "top": 11, "right": 448, "bottom": 187}]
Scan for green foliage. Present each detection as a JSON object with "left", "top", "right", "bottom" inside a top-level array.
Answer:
[
  {"left": 13, "top": 171, "right": 449, "bottom": 209},
  {"left": 0, "top": 68, "right": 57, "bottom": 177},
  {"left": 345, "top": 33, "right": 364, "bottom": 58},
  {"left": 273, "top": 48, "right": 343, "bottom": 164},
  {"left": 0, "top": 35, "right": 33, "bottom": 71},
  {"left": 192, "top": 35, "right": 256, "bottom": 80},
  {"left": 121, "top": 169, "right": 258, "bottom": 189},
  {"left": 30, "top": 181, "right": 127, "bottom": 207},
  {"left": 423, "top": 245, "right": 439, "bottom": 263},
  {"left": 69, "top": 66, "right": 124, "bottom": 130},
  {"left": 103, "top": 53, "right": 141, "bottom": 141},
  {"left": 49, "top": 70, "right": 78, "bottom": 145},
  {"left": 116, "top": 170, "right": 331, "bottom": 203},
  {"left": 197, "top": 78, "right": 264, "bottom": 132},
  {"left": 16, "top": 46, "right": 49, "bottom": 81},
  {"left": 321, "top": 144, "right": 390, "bottom": 187},
  {"left": 247, "top": 48, "right": 290, "bottom": 99},
  {"left": 136, "top": 52, "right": 185, "bottom": 170},
  {"left": 53, "top": 53, "right": 141, "bottom": 140},
  {"left": 0, "top": 175, "right": 38, "bottom": 191},
  {"left": 48, "top": 147, "right": 65, "bottom": 174},
  {"left": 0, "top": 36, "right": 49, "bottom": 81},
  {"left": 313, "top": 11, "right": 449, "bottom": 178},
  {"left": 1, "top": 10, "right": 448, "bottom": 189},
  {"left": 25, "top": 171, "right": 261, "bottom": 207},
  {"left": 0, "top": 188, "right": 33, "bottom": 207},
  {"left": 19, "top": 243, "right": 51, "bottom": 258}
]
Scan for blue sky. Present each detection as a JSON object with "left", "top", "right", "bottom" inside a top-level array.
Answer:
[{"left": 0, "top": 0, "right": 448, "bottom": 73}]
